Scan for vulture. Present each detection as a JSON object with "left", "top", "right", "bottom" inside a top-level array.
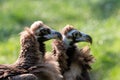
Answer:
[
  {"left": 0, "top": 21, "right": 63, "bottom": 80},
  {"left": 52, "top": 25, "right": 94, "bottom": 80}
]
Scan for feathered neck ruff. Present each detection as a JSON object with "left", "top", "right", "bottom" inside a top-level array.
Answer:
[
  {"left": 52, "top": 40, "right": 68, "bottom": 74},
  {"left": 14, "top": 27, "right": 42, "bottom": 69}
]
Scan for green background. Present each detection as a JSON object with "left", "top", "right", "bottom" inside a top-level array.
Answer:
[{"left": 0, "top": 0, "right": 120, "bottom": 80}]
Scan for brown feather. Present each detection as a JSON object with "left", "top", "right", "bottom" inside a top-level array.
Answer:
[
  {"left": 52, "top": 25, "right": 95, "bottom": 80},
  {"left": 61, "top": 25, "right": 75, "bottom": 35},
  {"left": 0, "top": 21, "right": 63, "bottom": 80},
  {"left": 0, "top": 27, "right": 42, "bottom": 79},
  {"left": 52, "top": 40, "right": 68, "bottom": 74},
  {"left": 14, "top": 27, "right": 42, "bottom": 69},
  {"left": 28, "top": 53, "right": 63, "bottom": 80}
]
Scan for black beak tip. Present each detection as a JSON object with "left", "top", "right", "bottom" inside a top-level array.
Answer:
[
  {"left": 89, "top": 38, "right": 92, "bottom": 44},
  {"left": 87, "top": 35, "right": 92, "bottom": 44}
]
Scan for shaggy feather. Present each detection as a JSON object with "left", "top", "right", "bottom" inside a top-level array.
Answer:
[
  {"left": 0, "top": 21, "right": 63, "bottom": 80},
  {"left": 0, "top": 27, "right": 42, "bottom": 79},
  {"left": 14, "top": 27, "right": 42, "bottom": 69},
  {"left": 52, "top": 25, "right": 94, "bottom": 80},
  {"left": 28, "top": 53, "right": 63, "bottom": 80},
  {"left": 61, "top": 25, "right": 75, "bottom": 35},
  {"left": 52, "top": 40, "right": 68, "bottom": 74}
]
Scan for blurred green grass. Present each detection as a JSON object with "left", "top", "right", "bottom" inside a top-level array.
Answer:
[{"left": 0, "top": 0, "right": 120, "bottom": 80}]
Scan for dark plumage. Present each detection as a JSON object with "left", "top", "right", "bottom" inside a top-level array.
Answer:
[
  {"left": 27, "top": 21, "right": 63, "bottom": 80},
  {"left": 52, "top": 25, "right": 94, "bottom": 80},
  {"left": 0, "top": 23, "right": 41, "bottom": 79},
  {"left": 0, "top": 21, "right": 63, "bottom": 80}
]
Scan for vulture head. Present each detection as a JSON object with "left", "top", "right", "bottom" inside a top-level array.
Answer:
[
  {"left": 30, "top": 21, "right": 62, "bottom": 55},
  {"left": 30, "top": 21, "right": 62, "bottom": 42},
  {"left": 62, "top": 25, "right": 92, "bottom": 47}
]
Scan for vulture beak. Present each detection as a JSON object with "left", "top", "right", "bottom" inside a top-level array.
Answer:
[
  {"left": 76, "top": 33, "right": 92, "bottom": 44},
  {"left": 44, "top": 30, "right": 62, "bottom": 40}
]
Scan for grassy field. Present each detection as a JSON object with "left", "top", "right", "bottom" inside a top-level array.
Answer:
[{"left": 0, "top": 0, "right": 120, "bottom": 80}]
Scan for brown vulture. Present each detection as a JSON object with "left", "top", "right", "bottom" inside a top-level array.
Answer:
[
  {"left": 52, "top": 25, "right": 94, "bottom": 80},
  {"left": 0, "top": 21, "right": 63, "bottom": 80}
]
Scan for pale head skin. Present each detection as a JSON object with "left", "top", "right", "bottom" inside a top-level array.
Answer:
[
  {"left": 30, "top": 21, "right": 62, "bottom": 41},
  {"left": 62, "top": 25, "right": 92, "bottom": 48}
]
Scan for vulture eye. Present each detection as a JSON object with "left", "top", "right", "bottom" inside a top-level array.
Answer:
[
  {"left": 72, "top": 32, "right": 81, "bottom": 38},
  {"left": 46, "top": 28, "right": 51, "bottom": 34},
  {"left": 39, "top": 28, "right": 51, "bottom": 36},
  {"left": 78, "top": 32, "right": 82, "bottom": 37}
]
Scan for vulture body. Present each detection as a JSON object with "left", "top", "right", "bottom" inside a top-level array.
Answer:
[
  {"left": 52, "top": 25, "right": 94, "bottom": 80},
  {"left": 0, "top": 21, "right": 63, "bottom": 80}
]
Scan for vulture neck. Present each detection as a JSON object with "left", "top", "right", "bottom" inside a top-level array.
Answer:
[
  {"left": 38, "top": 41, "right": 46, "bottom": 57},
  {"left": 14, "top": 28, "right": 42, "bottom": 69},
  {"left": 65, "top": 43, "right": 77, "bottom": 69}
]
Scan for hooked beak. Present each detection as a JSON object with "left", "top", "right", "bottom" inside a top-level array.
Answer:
[
  {"left": 76, "top": 33, "right": 92, "bottom": 44},
  {"left": 44, "top": 30, "right": 62, "bottom": 40}
]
